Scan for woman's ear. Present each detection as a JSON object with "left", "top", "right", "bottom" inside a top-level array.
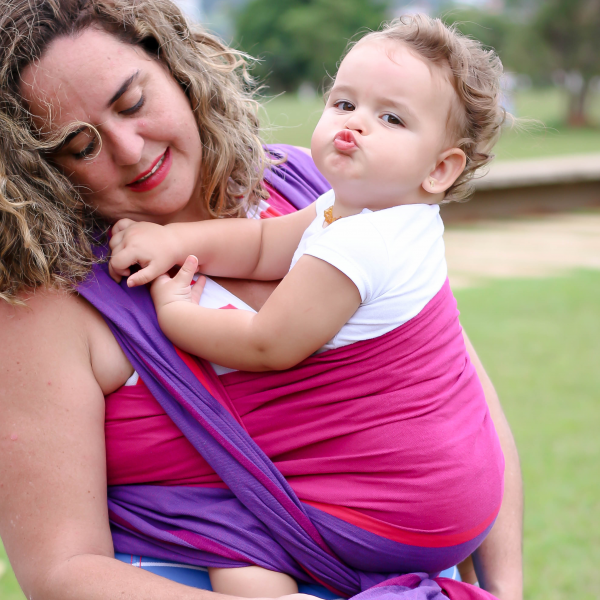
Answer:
[{"left": 422, "top": 148, "right": 467, "bottom": 195}]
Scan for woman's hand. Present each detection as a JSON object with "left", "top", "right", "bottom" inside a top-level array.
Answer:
[{"left": 109, "top": 218, "right": 182, "bottom": 286}]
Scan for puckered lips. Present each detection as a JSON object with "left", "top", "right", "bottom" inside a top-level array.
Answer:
[
  {"left": 126, "top": 147, "right": 172, "bottom": 192},
  {"left": 333, "top": 130, "right": 358, "bottom": 153}
]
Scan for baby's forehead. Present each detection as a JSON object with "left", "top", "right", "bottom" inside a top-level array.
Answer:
[
  {"left": 339, "top": 38, "right": 458, "bottom": 114},
  {"left": 348, "top": 37, "right": 454, "bottom": 91}
]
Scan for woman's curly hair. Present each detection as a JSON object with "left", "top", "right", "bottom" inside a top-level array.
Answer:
[
  {"left": 0, "top": 0, "right": 268, "bottom": 305},
  {"left": 349, "top": 14, "right": 506, "bottom": 203}
]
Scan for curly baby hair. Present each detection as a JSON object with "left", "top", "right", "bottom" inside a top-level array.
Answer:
[
  {"left": 352, "top": 14, "right": 507, "bottom": 202},
  {"left": 0, "top": 0, "right": 268, "bottom": 305}
]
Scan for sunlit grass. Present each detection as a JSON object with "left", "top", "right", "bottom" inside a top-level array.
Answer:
[
  {"left": 0, "top": 539, "right": 25, "bottom": 600},
  {"left": 455, "top": 270, "right": 600, "bottom": 600}
]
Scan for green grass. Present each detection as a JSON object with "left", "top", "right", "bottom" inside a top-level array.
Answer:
[
  {"left": 454, "top": 270, "right": 600, "bottom": 600},
  {"left": 259, "top": 88, "right": 600, "bottom": 160},
  {"left": 0, "top": 539, "right": 25, "bottom": 600},
  {"left": 2, "top": 271, "right": 599, "bottom": 599}
]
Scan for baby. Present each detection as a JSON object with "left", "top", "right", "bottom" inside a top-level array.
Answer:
[{"left": 110, "top": 14, "right": 505, "bottom": 598}]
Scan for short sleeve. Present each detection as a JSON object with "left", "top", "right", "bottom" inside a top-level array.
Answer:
[{"left": 302, "top": 216, "right": 390, "bottom": 303}]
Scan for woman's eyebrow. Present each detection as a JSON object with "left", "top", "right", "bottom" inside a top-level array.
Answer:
[
  {"left": 59, "top": 126, "right": 86, "bottom": 149},
  {"left": 107, "top": 70, "right": 140, "bottom": 107}
]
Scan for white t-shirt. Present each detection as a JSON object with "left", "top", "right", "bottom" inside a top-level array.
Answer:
[
  {"left": 290, "top": 190, "right": 447, "bottom": 352},
  {"left": 124, "top": 193, "right": 447, "bottom": 384}
]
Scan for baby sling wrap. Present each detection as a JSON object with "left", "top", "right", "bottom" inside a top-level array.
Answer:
[{"left": 79, "top": 145, "right": 502, "bottom": 600}]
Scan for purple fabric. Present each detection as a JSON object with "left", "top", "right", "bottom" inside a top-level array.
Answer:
[
  {"left": 107, "top": 484, "right": 494, "bottom": 579},
  {"left": 79, "top": 145, "right": 496, "bottom": 599},
  {"left": 263, "top": 145, "right": 331, "bottom": 209}
]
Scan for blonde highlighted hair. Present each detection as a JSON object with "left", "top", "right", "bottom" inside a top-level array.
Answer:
[
  {"left": 349, "top": 14, "right": 506, "bottom": 202},
  {"left": 0, "top": 0, "right": 268, "bottom": 305}
]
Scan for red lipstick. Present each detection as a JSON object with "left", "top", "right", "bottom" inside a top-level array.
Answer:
[
  {"left": 333, "top": 130, "right": 358, "bottom": 153},
  {"left": 127, "top": 147, "right": 172, "bottom": 193}
]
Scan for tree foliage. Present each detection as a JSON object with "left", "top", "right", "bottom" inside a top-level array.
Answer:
[
  {"left": 534, "top": 0, "right": 600, "bottom": 125},
  {"left": 439, "top": 0, "right": 600, "bottom": 126},
  {"left": 234, "top": 0, "right": 390, "bottom": 92}
]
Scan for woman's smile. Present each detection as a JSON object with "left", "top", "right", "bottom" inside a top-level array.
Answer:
[
  {"left": 20, "top": 28, "right": 205, "bottom": 224},
  {"left": 126, "top": 147, "right": 173, "bottom": 192}
]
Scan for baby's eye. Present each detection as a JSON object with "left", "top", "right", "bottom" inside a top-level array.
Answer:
[
  {"left": 381, "top": 113, "right": 404, "bottom": 126},
  {"left": 333, "top": 100, "right": 355, "bottom": 112}
]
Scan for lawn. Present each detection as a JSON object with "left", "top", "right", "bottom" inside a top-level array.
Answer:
[
  {"left": 2, "top": 270, "right": 599, "bottom": 599},
  {"left": 0, "top": 539, "right": 24, "bottom": 600},
  {"left": 455, "top": 270, "right": 600, "bottom": 600},
  {"left": 259, "top": 87, "right": 600, "bottom": 160}
]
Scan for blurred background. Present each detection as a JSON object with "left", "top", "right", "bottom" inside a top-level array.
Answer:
[{"left": 1, "top": 1, "right": 598, "bottom": 599}]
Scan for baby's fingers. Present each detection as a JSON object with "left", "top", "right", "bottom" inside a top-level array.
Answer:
[
  {"left": 108, "top": 260, "right": 127, "bottom": 283},
  {"left": 127, "top": 263, "right": 163, "bottom": 288},
  {"left": 111, "top": 218, "right": 136, "bottom": 237},
  {"left": 172, "top": 255, "right": 199, "bottom": 288},
  {"left": 190, "top": 275, "right": 207, "bottom": 305}
]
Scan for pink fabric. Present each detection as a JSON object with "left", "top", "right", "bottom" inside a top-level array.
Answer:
[
  {"left": 263, "top": 181, "right": 298, "bottom": 215},
  {"left": 105, "top": 279, "right": 503, "bottom": 541}
]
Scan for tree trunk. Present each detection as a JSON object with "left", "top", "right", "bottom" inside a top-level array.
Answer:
[{"left": 567, "top": 79, "right": 590, "bottom": 127}]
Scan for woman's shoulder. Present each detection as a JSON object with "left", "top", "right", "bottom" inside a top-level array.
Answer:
[{"left": 0, "top": 288, "right": 132, "bottom": 396}]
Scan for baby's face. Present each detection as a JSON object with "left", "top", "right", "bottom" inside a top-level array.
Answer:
[{"left": 312, "top": 39, "right": 458, "bottom": 209}]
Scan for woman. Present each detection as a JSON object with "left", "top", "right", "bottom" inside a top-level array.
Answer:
[{"left": 0, "top": 0, "right": 523, "bottom": 599}]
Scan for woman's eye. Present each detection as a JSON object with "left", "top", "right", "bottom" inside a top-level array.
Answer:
[
  {"left": 73, "top": 138, "right": 97, "bottom": 160},
  {"left": 333, "top": 100, "right": 355, "bottom": 112},
  {"left": 120, "top": 94, "right": 145, "bottom": 116},
  {"left": 382, "top": 113, "right": 403, "bottom": 126}
]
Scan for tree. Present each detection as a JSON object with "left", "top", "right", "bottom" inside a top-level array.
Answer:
[
  {"left": 438, "top": 5, "right": 548, "bottom": 85},
  {"left": 234, "top": 0, "right": 390, "bottom": 92},
  {"left": 534, "top": 0, "right": 600, "bottom": 126}
]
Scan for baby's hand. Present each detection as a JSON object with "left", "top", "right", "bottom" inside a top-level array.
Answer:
[
  {"left": 150, "top": 255, "right": 206, "bottom": 314},
  {"left": 109, "top": 218, "right": 180, "bottom": 286}
]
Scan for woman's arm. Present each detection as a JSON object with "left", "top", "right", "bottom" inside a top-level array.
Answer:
[
  {"left": 0, "top": 291, "right": 244, "bottom": 600},
  {"left": 109, "top": 205, "right": 317, "bottom": 287},
  {"left": 463, "top": 333, "right": 523, "bottom": 600}
]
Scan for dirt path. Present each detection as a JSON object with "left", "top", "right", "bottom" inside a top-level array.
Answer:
[{"left": 444, "top": 211, "right": 600, "bottom": 289}]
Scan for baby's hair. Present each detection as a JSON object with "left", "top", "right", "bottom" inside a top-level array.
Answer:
[{"left": 348, "top": 14, "right": 506, "bottom": 202}]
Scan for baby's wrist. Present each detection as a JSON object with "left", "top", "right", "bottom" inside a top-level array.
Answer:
[
  {"left": 162, "top": 223, "right": 201, "bottom": 267},
  {"left": 154, "top": 299, "right": 181, "bottom": 338}
]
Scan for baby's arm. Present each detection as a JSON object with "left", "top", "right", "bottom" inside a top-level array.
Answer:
[
  {"left": 151, "top": 253, "right": 361, "bottom": 371},
  {"left": 108, "top": 205, "right": 316, "bottom": 286}
]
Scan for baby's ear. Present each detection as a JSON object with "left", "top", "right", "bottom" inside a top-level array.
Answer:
[{"left": 422, "top": 148, "right": 466, "bottom": 195}]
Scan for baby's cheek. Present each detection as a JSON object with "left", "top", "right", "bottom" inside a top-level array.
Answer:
[{"left": 310, "top": 128, "right": 328, "bottom": 172}]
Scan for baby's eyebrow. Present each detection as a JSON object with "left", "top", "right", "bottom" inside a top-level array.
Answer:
[{"left": 107, "top": 70, "right": 140, "bottom": 107}]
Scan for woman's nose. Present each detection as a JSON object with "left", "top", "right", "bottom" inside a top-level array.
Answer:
[{"left": 102, "top": 121, "right": 144, "bottom": 166}]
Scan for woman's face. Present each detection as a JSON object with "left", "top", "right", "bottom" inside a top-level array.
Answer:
[{"left": 20, "top": 27, "right": 206, "bottom": 224}]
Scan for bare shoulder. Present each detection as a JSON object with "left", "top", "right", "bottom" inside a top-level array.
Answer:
[
  {"left": 0, "top": 289, "right": 128, "bottom": 595},
  {"left": 1, "top": 288, "right": 133, "bottom": 394}
]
